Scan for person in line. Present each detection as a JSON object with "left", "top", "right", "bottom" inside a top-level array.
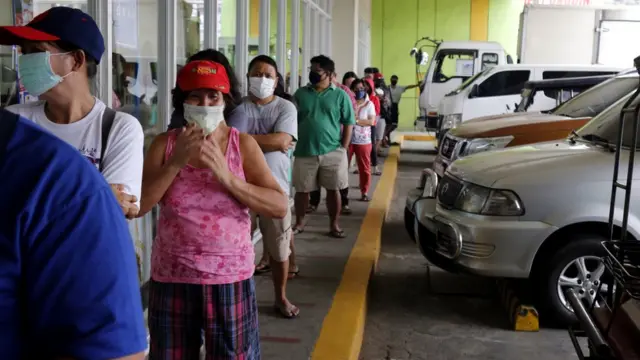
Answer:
[
  {"left": 0, "top": 7, "right": 143, "bottom": 219},
  {"left": 364, "top": 67, "right": 375, "bottom": 79},
  {"left": 384, "top": 74, "right": 419, "bottom": 146},
  {"left": 254, "top": 70, "right": 300, "bottom": 281},
  {"left": 374, "top": 72, "right": 392, "bottom": 158},
  {"left": 342, "top": 71, "right": 357, "bottom": 88},
  {"left": 292, "top": 55, "right": 355, "bottom": 238},
  {"left": 139, "top": 60, "right": 287, "bottom": 359},
  {"left": 230, "top": 55, "right": 299, "bottom": 318},
  {"left": 0, "top": 108, "right": 147, "bottom": 359},
  {"left": 348, "top": 79, "right": 376, "bottom": 201},
  {"left": 361, "top": 78, "right": 381, "bottom": 176},
  {"left": 307, "top": 70, "right": 358, "bottom": 216},
  {"left": 169, "top": 49, "right": 246, "bottom": 131}
]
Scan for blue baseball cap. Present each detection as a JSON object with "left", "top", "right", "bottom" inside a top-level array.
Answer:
[{"left": 0, "top": 7, "right": 105, "bottom": 64}]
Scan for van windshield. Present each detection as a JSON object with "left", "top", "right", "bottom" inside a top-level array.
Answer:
[
  {"left": 576, "top": 92, "right": 640, "bottom": 149},
  {"left": 446, "top": 68, "right": 492, "bottom": 96},
  {"left": 551, "top": 76, "right": 638, "bottom": 118}
]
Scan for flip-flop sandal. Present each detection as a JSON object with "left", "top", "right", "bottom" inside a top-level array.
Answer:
[
  {"left": 274, "top": 303, "right": 300, "bottom": 319},
  {"left": 288, "top": 268, "right": 300, "bottom": 279},
  {"left": 373, "top": 170, "right": 382, "bottom": 176},
  {"left": 305, "top": 205, "right": 317, "bottom": 214},
  {"left": 328, "top": 229, "right": 347, "bottom": 238},
  {"left": 292, "top": 227, "right": 305, "bottom": 235},
  {"left": 353, "top": 169, "right": 359, "bottom": 174},
  {"left": 342, "top": 206, "right": 353, "bottom": 215},
  {"left": 255, "top": 262, "right": 271, "bottom": 274},
  {"left": 360, "top": 195, "right": 370, "bottom": 202}
]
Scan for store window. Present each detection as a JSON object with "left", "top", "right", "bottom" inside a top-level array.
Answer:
[
  {"left": 112, "top": 0, "right": 159, "bottom": 152},
  {"left": 178, "top": 0, "right": 204, "bottom": 67},
  {"left": 219, "top": 0, "right": 237, "bottom": 66}
]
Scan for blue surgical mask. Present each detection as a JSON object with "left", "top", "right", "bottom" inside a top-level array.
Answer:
[
  {"left": 355, "top": 90, "right": 366, "bottom": 100},
  {"left": 18, "top": 51, "right": 72, "bottom": 96}
]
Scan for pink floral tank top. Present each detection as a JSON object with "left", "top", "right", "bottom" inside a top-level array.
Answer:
[{"left": 151, "top": 127, "right": 254, "bottom": 285}]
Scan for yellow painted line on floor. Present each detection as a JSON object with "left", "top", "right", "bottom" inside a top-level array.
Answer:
[{"left": 311, "top": 141, "right": 402, "bottom": 360}]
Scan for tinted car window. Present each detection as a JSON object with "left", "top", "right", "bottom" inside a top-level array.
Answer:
[
  {"left": 552, "top": 76, "right": 638, "bottom": 118},
  {"left": 543, "top": 71, "right": 618, "bottom": 80},
  {"left": 477, "top": 70, "right": 530, "bottom": 97}
]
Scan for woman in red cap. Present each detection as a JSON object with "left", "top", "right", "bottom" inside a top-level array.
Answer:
[{"left": 139, "top": 60, "right": 288, "bottom": 359}]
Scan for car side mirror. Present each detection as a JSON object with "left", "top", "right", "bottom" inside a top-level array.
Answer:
[{"left": 469, "top": 84, "right": 479, "bottom": 98}]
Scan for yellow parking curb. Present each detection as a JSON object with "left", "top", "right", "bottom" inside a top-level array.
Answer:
[
  {"left": 496, "top": 280, "right": 540, "bottom": 332},
  {"left": 402, "top": 134, "right": 435, "bottom": 142},
  {"left": 311, "top": 144, "right": 400, "bottom": 360}
]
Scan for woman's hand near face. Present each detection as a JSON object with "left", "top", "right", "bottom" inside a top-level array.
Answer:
[
  {"left": 168, "top": 123, "right": 205, "bottom": 168},
  {"left": 199, "top": 135, "right": 232, "bottom": 184}
]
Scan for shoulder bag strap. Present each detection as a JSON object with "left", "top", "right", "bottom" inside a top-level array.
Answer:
[{"left": 100, "top": 107, "right": 117, "bottom": 172}]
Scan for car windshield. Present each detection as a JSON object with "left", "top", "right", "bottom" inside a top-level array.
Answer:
[
  {"left": 575, "top": 92, "right": 640, "bottom": 149},
  {"left": 551, "top": 76, "right": 638, "bottom": 118},
  {"left": 446, "top": 68, "right": 492, "bottom": 96}
]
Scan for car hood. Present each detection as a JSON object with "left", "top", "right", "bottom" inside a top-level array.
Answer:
[
  {"left": 449, "top": 113, "right": 574, "bottom": 138},
  {"left": 446, "top": 140, "right": 615, "bottom": 188}
]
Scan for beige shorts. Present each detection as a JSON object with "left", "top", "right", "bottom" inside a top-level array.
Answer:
[
  {"left": 251, "top": 209, "right": 292, "bottom": 262},
  {"left": 293, "top": 147, "right": 348, "bottom": 192}
]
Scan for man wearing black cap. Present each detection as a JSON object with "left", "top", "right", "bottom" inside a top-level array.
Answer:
[
  {"left": 0, "top": 7, "right": 143, "bottom": 219},
  {"left": 0, "top": 108, "right": 147, "bottom": 358}
]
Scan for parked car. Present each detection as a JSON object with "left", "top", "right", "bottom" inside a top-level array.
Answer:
[
  {"left": 433, "top": 71, "right": 638, "bottom": 177},
  {"left": 407, "top": 88, "right": 640, "bottom": 325},
  {"left": 435, "top": 64, "right": 622, "bottom": 142}
]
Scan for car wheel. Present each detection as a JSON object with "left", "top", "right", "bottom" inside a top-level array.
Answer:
[{"left": 536, "top": 235, "right": 608, "bottom": 326}]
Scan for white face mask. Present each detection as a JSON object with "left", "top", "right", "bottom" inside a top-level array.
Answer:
[
  {"left": 249, "top": 76, "right": 276, "bottom": 99},
  {"left": 183, "top": 102, "right": 225, "bottom": 133}
]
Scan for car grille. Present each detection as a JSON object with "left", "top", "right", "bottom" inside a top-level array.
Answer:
[
  {"left": 437, "top": 176, "right": 464, "bottom": 208},
  {"left": 439, "top": 136, "right": 458, "bottom": 159}
]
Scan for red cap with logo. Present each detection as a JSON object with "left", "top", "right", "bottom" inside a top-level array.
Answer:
[
  {"left": 177, "top": 60, "right": 230, "bottom": 94},
  {"left": 373, "top": 72, "right": 384, "bottom": 80}
]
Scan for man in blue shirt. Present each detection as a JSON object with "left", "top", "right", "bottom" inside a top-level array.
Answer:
[{"left": 0, "top": 109, "right": 147, "bottom": 359}]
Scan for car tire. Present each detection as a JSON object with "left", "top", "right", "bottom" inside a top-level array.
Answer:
[
  {"left": 534, "top": 234, "right": 607, "bottom": 326},
  {"left": 404, "top": 207, "right": 416, "bottom": 242}
]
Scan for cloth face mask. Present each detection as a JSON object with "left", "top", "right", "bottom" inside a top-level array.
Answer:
[
  {"left": 249, "top": 76, "right": 276, "bottom": 99},
  {"left": 183, "top": 102, "right": 225, "bottom": 134}
]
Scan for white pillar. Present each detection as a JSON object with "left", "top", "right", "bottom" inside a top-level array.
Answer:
[
  {"left": 258, "top": 0, "right": 270, "bottom": 55},
  {"left": 276, "top": 0, "right": 287, "bottom": 73},
  {"left": 290, "top": 0, "right": 301, "bottom": 92},
  {"left": 204, "top": 0, "right": 219, "bottom": 50},
  {"left": 302, "top": 1, "right": 311, "bottom": 73},
  {"left": 331, "top": 0, "right": 358, "bottom": 75},
  {"left": 158, "top": 0, "right": 177, "bottom": 131},
  {"left": 235, "top": 0, "right": 249, "bottom": 94},
  {"left": 88, "top": 0, "right": 112, "bottom": 106}
]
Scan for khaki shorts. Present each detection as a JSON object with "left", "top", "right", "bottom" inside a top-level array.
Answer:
[
  {"left": 251, "top": 209, "right": 292, "bottom": 262},
  {"left": 293, "top": 147, "right": 348, "bottom": 192}
]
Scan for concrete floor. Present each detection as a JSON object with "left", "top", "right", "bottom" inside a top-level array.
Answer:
[{"left": 360, "top": 146, "right": 580, "bottom": 360}]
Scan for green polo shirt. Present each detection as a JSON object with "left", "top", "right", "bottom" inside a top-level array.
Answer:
[{"left": 293, "top": 84, "right": 356, "bottom": 157}]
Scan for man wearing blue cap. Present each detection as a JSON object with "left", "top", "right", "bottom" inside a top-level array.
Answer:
[
  {"left": 0, "top": 6, "right": 143, "bottom": 219},
  {"left": 0, "top": 108, "right": 147, "bottom": 358}
]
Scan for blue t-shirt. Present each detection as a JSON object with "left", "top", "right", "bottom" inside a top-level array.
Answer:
[{"left": 0, "top": 110, "right": 147, "bottom": 359}]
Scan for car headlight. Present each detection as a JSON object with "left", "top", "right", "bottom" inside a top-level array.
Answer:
[
  {"left": 440, "top": 114, "right": 462, "bottom": 131},
  {"left": 454, "top": 182, "right": 524, "bottom": 216},
  {"left": 460, "top": 136, "right": 514, "bottom": 157},
  {"left": 418, "top": 168, "right": 439, "bottom": 198}
]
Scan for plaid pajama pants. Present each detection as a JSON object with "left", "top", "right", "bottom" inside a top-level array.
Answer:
[{"left": 148, "top": 278, "right": 260, "bottom": 360}]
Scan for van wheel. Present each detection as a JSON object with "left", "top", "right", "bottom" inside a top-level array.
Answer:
[{"left": 534, "top": 234, "right": 608, "bottom": 326}]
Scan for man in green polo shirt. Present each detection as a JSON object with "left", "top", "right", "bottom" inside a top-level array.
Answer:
[{"left": 292, "top": 55, "right": 355, "bottom": 238}]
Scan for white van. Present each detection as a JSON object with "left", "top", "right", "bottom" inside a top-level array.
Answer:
[
  {"left": 437, "top": 64, "right": 623, "bottom": 132},
  {"left": 418, "top": 41, "right": 511, "bottom": 130}
]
